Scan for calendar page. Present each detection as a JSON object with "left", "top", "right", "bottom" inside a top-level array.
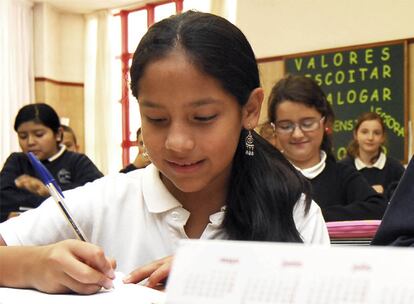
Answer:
[{"left": 165, "top": 240, "right": 414, "bottom": 304}]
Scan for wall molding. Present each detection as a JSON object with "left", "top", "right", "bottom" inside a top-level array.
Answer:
[{"left": 35, "top": 77, "right": 84, "bottom": 87}]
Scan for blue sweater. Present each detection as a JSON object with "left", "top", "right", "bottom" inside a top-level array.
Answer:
[{"left": 0, "top": 151, "right": 103, "bottom": 222}]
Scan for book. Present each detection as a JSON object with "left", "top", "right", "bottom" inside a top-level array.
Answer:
[{"left": 326, "top": 220, "right": 381, "bottom": 238}]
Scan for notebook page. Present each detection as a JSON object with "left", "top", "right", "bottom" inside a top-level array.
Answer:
[{"left": 0, "top": 272, "right": 165, "bottom": 304}]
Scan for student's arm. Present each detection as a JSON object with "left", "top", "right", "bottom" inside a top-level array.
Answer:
[
  {"left": 0, "top": 154, "right": 45, "bottom": 222},
  {"left": 372, "top": 157, "right": 414, "bottom": 246},
  {"left": 0, "top": 237, "right": 115, "bottom": 294},
  {"left": 123, "top": 255, "right": 173, "bottom": 288},
  {"left": 323, "top": 164, "right": 387, "bottom": 221},
  {"left": 14, "top": 174, "right": 49, "bottom": 196}
]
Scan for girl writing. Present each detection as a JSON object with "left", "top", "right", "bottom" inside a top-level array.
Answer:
[{"left": 0, "top": 12, "right": 329, "bottom": 294}]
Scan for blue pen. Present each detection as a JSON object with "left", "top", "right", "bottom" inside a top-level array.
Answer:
[{"left": 27, "top": 152, "right": 88, "bottom": 242}]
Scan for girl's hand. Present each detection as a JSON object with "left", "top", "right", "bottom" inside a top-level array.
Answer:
[
  {"left": 123, "top": 255, "right": 173, "bottom": 289},
  {"left": 15, "top": 175, "right": 50, "bottom": 197},
  {"left": 27, "top": 239, "right": 116, "bottom": 294},
  {"left": 372, "top": 184, "right": 384, "bottom": 193}
]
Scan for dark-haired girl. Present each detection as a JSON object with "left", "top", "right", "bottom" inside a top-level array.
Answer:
[
  {"left": 267, "top": 75, "right": 387, "bottom": 222},
  {"left": 0, "top": 103, "right": 103, "bottom": 222},
  {"left": 0, "top": 12, "right": 329, "bottom": 294},
  {"left": 340, "top": 112, "right": 405, "bottom": 200}
]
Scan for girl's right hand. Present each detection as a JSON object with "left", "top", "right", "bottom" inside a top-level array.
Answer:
[
  {"left": 372, "top": 184, "right": 384, "bottom": 194},
  {"left": 26, "top": 239, "right": 116, "bottom": 294},
  {"left": 15, "top": 174, "right": 50, "bottom": 197}
]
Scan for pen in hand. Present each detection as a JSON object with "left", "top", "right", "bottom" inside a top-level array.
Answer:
[
  {"left": 27, "top": 152, "right": 88, "bottom": 242},
  {"left": 28, "top": 152, "right": 116, "bottom": 291}
]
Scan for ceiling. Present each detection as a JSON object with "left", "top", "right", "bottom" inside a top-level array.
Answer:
[{"left": 33, "top": 0, "right": 153, "bottom": 14}]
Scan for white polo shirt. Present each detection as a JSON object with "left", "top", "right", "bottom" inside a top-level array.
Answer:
[{"left": 0, "top": 164, "right": 329, "bottom": 273}]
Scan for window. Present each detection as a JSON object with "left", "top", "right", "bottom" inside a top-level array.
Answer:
[{"left": 114, "top": 1, "right": 183, "bottom": 166}]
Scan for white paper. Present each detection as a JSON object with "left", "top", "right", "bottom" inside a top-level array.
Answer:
[
  {"left": 0, "top": 272, "right": 165, "bottom": 304},
  {"left": 165, "top": 240, "right": 414, "bottom": 304}
]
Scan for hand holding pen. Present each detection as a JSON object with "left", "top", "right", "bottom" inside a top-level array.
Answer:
[
  {"left": 24, "top": 152, "right": 116, "bottom": 293},
  {"left": 27, "top": 152, "right": 88, "bottom": 242}
]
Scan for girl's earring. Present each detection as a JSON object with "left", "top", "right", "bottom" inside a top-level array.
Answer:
[
  {"left": 245, "top": 129, "right": 254, "bottom": 156},
  {"left": 270, "top": 122, "right": 276, "bottom": 133},
  {"left": 142, "top": 145, "right": 149, "bottom": 160}
]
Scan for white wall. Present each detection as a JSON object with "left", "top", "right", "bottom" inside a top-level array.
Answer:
[
  {"left": 33, "top": 2, "right": 84, "bottom": 82},
  {"left": 236, "top": 0, "right": 414, "bottom": 58},
  {"left": 32, "top": 0, "right": 414, "bottom": 85}
]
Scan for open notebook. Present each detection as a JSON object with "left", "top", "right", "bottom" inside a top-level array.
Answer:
[{"left": 0, "top": 272, "right": 165, "bottom": 304}]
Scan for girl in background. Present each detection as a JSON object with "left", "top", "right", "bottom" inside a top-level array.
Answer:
[
  {"left": 0, "top": 12, "right": 329, "bottom": 294},
  {"left": 120, "top": 127, "right": 151, "bottom": 173},
  {"left": 61, "top": 125, "right": 80, "bottom": 153},
  {"left": 0, "top": 103, "right": 103, "bottom": 222},
  {"left": 268, "top": 74, "right": 386, "bottom": 222},
  {"left": 340, "top": 112, "right": 405, "bottom": 200}
]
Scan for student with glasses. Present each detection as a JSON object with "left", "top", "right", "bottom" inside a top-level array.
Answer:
[{"left": 268, "top": 75, "right": 386, "bottom": 222}]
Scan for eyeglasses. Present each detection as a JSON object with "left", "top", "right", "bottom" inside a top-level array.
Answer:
[{"left": 272, "top": 117, "right": 325, "bottom": 134}]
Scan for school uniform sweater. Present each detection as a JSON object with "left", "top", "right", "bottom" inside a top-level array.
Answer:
[
  {"left": 339, "top": 154, "right": 405, "bottom": 200},
  {"left": 371, "top": 156, "right": 414, "bottom": 246},
  {"left": 119, "top": 163, "right": 138, "bottom": 173},
  {"left": 302, "top": 157, "right": 387, "bottom": 222},
  {"left": 0, "top": 150, "right": 103, "bottom": 222}
]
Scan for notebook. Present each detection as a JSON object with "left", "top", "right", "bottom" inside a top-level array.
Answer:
[{"left": 0, "top": 272, "right": 165, "bottom": 304}]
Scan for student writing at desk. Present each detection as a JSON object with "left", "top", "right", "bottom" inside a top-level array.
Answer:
[
  {"left": 0, "top": 12, "right": 329, "bottom": 295},
  {"left": 267, "top": 75, "right": 387, "bottom": 222},
  {"left": 0, "top": 103, "right": 103, "bottom": 222}
]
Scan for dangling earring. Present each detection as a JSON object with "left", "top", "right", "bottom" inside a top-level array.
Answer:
[
  {"left": 142, "top": 145, "right": 149, "bottom": 160},
  {"left": 245, "top": 129, "right": 254, "bottom": 156}
]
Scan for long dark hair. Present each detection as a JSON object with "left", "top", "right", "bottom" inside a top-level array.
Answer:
[
  {"left": 130, "top": 11, "right": 311, "bottom": 242},
  {"left": 268, "top": 74, "right": 336, "bottom": 160},
  {"left": 347, "top": 112, "right": 386, "bottom": 163}
]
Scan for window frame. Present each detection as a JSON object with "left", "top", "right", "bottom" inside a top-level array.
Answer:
[{"left": 115, "top": 0, "right": 184, "bottom": 166}]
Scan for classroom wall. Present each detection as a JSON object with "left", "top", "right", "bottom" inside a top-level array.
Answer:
[
  {"left": 236, "top": 0, "right": 414, "bottom": 58},
  {"left": 235, "top": 0, "right": 414, "bottom": 159},
  {"left": 31, "top": 0, "right": 413, "bottom": 164},
  {"left": 33, "top": 2, "right": 85, "bottom": 152}
]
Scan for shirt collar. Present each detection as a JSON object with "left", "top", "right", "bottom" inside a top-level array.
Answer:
[
  {"left": 142, "top": 164, "right": 183, "bottom": 213},
  {"left": 142, "top": 165, "right": 228, "bottom": 224},
  {"left": 293, "top": 150, "right": 327, "bottom": 179},
  {"left": 47, "top": 145, "right": 66, "bottom": 162},
  {"left": 355, "top": 152, "right": 386, "bottom": 170}
]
